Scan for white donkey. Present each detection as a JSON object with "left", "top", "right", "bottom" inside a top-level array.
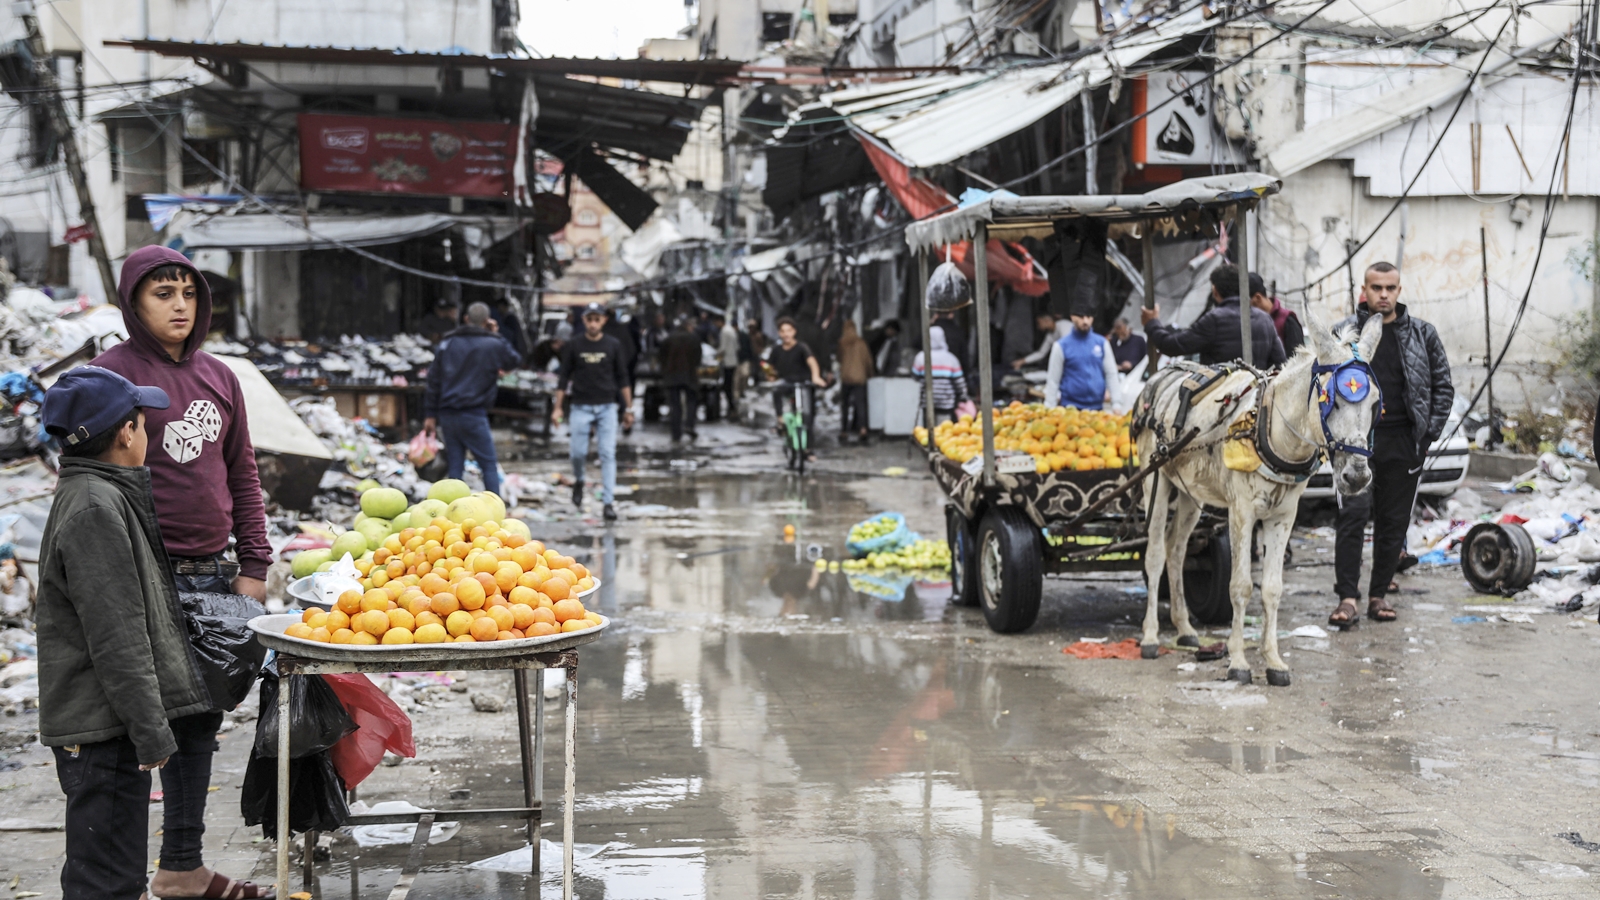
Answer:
[{"left": 1132, "top": 308, "right": 1384, "bottom": 685}]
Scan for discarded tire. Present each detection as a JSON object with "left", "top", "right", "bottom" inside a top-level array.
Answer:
[
  {"left": 946, "top": 505, "right": 979, "bottom": 607},
  {"left": 1461, "top": 522, "right": 1536, "bottom": 594},
  {"left": 978, "top": 507, "right": 1043, "bottom": 633}
]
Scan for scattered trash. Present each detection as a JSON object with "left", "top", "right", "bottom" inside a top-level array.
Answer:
[
  {"left": 1063, "top": 638, "right": 1164, "bottom": 659},
  {"left": 1452, "top": 616, "right": 1487, "bottom": 623},
  {"left": 1558, "top": 832, "right": 1600, "bottom": 852},
  {"left": 0, "top": 819, "right": 61, "bottom": 832},
  {"left": 1286, "top": 625, "right": 1329, "bottom": 639},
  {"left": 880, "top": 466, "right": 908, "bottom": 477},
  {"left": 469, "top": 840, "right": 619, "bottom": 872},
  {"left": 471, "top": 692, "right": 504, "bottom": 714}
]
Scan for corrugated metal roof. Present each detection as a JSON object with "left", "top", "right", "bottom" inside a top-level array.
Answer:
[{"left": 815, "top": 10, "right": 1210, "bottom": 168}]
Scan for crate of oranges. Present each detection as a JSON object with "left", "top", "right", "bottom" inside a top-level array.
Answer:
[{"left": 251, "top": 515, "right": 608, "bottom": 657}]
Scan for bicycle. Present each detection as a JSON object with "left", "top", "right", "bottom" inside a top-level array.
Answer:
[{"left": 777, "top": 382, "right": 814, "bottom": 475}]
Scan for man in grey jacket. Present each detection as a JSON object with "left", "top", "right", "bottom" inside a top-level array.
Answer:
[{"left": 1329, "top": 262, "right": 1454, "bottom": 627}]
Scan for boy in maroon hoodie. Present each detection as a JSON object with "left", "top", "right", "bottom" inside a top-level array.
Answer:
[{"left": 95, "top": 246, "right": 273, "bottom": 900}]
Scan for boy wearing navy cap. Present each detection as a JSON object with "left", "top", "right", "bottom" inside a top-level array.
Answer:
[{"left": 35, "top": 366, "right": 219, "bottom": 900}]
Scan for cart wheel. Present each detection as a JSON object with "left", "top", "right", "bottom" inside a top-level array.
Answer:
[
  {"left": 1182, "top": 530, "right": 1234, "bottom": 626},
  {"left": 947, "top": 506, "right": 979, "bottom": 607},
  {"left": 1461, "top": 522, "right": 1536, "bottom": 594},
  {"left": 978, "top": 507, "right": 1042, "bottom": 633}
]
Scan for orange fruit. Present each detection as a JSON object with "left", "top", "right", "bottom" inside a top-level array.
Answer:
[
  {"left": 381, "top": 627, "right": 414, "bottom": 644},
  {"left": 386, "top": 559, "right": 406, "bottom": 578},
  {"left": 423, "top": 525, "right": 444, "bottom": 543},
  {"left": 510, "top": 547, "right": 540, "bottom": 571},
  {"left": 584, "top": 612, "right": 603, "bottom": 627},
  {"left": 413, "top": 623, "right": 448, "bottom": 643},
  {"left": 509, "top": 628, "right": 526, "bottom": 639},
  {"left": 455, "top": 578, "right": 487, "bottom": 609},
  {"left": 453, "top": 634, "right": 476, "bottom": 643},
  {"left": 542, "top": 578, "right": 569, "bottom": 601},
  {"left": 529, "top": 606, "right": 557, "bottom": 626},
  {"left": 330, "top": 628, "right": 355, "bottom": 644},
  {"left": 336, "top": 590, "right": 363, "bottom": 615},
  {"left": 575, "top": 577, "right": 595, "bottom": 592},
  {"left": 420, "top": 573, "right": 450, "bottom": 596},
  {"left": 526, "top": 540, "right": 546, "bottom": 556},
  {"left": 351, "top": 631, "right": 379, "bottom": 645},
  {"left": 561, "top": 619, "right": 589, "bottom": 633},
  {"left": 552, "top": 599, "right": 585, "bottom": 623},
  {"left": 492, "top": 547, "right": 512, "bottom": 562},
  {"left": 510, "top": 603, "right": 536, "bottom": 630},
  {"left": 373, "top": 548, "right": 392, "bottom": 565},
  {"left": 301, "top": 607, "right": 321, "bottom": 624},
  {"left": 360, "top": 589, "right": 390, "bottom": 613},
  {"left": 515, "top": 572, "right": 542, "bottom": 590},
  {"left": 507, "top": 585, "right": 537, "bottom": 606},
  {"left": 387, "top": 608, "right": 416, "bottom": 631},
  {"left": 415, "top": 610, "right": 443, "bottom": 629},
  {"left": 309, "top": 626, "right": 332, "bottom": 643},
  {"left": 448, "top": 541, "right": 471, "bottom": 560},
  {"left": 570, "top": 563, "right": 589, "bottom": 579},
  {"left": 424, "top": 544, "right": 446, "bottom": 563},
  {"left": 528, "top": 621, "right": 558, "bottom": 636},
  {"left": 359, "top": 610, "right": 391, "bottom": 636},
  {"left": 486, "top": 605, "right": 515, "bottom": 632},
  {"left": 472, "top": 572, "right": 500, "bottom": 597},
  {"left": 472, "top": 552, "right": 499, "bottom": 574},
  {"left": 406, "top": 595, "right": 432, "bottom": 617},
  {"left": 494, "top": 563, "right": 521, "bottom": 594},
  {"left": 497, "top": 630, "right": 516, "bottom": 641},
  {"left": 469, "top": 616, "right": 499, "bottom": 641},
  {"left": 485, "top": 594, "right": 509, "bottom": 609},
  {"left": 446, "top": 610, "right": 474, "bottom": 637},
  {"left": 325, "top": 609, "right": 351, "bottom": 631},
  {"left": 285, "top": 623, "right": 314, "bottom": 640},
  {"left": 431, "top": 592, "right": 461, "bottom": 616}
]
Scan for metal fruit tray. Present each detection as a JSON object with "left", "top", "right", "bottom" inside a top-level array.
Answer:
[
  {"left": 248, "top": 612, "right": 609, "bottom": 663},
  {"left": 285, "top": 575, "right": 602, "bottom": 610}
]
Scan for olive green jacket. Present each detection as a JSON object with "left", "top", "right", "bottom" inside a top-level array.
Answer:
[{"left": 37, "top": 457, "right": 209, "bottom": 764}]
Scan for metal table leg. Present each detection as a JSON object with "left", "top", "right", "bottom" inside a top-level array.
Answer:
[
  {"left": 275, "top": 676, "right": 291, "bottom": 898},
  {"left": 535, "top": 678, "right": 546, "bottom": 882},
  {"left": 563, "top": 663, "right": 577, "bottom": 900},
  {"left": 512, "top": 668, "right": 539, "bottom": 891}
]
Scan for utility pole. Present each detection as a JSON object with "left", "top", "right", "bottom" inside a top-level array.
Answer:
[{"left": 20, "top": 5, "right": 118, "bottom": 302}]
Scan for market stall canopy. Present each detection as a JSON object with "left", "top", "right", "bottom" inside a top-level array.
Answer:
[
  {"left": 174, "top": 212, "right": 520, "bottom": 252},
  {"left": 808, "top": 9, "right": 1209, "bottom": 169},
  {"left": 904, "top": 173, "right": 1282, "bottom": 251}
]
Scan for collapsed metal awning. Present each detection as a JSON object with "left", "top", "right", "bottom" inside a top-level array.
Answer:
[
  {"left": 903, "top": 173, "right": 1282, "bottom": 251},
  {"left": 175, "top": 212, "right": 520, "bottom": 251},
  {"left": 810, "top": 9, "right": 1210, "bottom": 169}
]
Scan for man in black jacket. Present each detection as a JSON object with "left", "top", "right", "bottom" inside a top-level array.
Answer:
[
  {"left": 554, "top": 303, "right": 633, "bottom": 521},
  {"left": 1139, "top": 264, "right": 1286, "bottom": 367},
  {"left": 424, "top": 302, "right": 522, "bottom": 496},
  {"left": 1328, "top": 261, "right": 1454, "bottom": 627},
  {"left": 660, "top": 318, "right": 702, "bottom": 442}
]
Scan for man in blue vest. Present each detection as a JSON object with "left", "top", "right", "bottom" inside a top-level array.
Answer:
[{"left": 1043, "top": 311, "right": 1117, "bottom": 410}]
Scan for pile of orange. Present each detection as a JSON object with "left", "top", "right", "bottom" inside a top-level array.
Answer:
[
  {"left": 917, "top": 402, "right": 1135, "bottom": 474},
  {"left": 283, "top": 518, "right": 601, "bottom": 645}
]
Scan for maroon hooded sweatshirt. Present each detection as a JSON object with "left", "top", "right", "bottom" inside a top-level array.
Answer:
[{"left": 93, "top": 246, "right": 271, "bottom": 581}]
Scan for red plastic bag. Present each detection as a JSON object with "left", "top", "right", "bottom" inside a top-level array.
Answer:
[
  {"left": 408, "top": 430, "right": 442, "bottom": 467},
  {"left": 323, "top": 674, "right": 415, "bottom": 789}
]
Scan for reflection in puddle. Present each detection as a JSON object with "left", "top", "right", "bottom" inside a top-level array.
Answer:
[{"left": 1184, "top": 740, "right": 1308, "bottom": 774}]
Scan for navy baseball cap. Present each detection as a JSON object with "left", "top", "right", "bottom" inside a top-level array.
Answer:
[
  {"left": 43, "top": 366, "right": 170, "bottom": 447},
  {"left": 580, "top": 302, "right": 608, "bottom": 317}
]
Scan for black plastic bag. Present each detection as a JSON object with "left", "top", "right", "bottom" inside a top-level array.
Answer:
[
  {"left": 179, "top": 591, "right": 268, "bottom": 712},
  {"left": 240, "top": 747, "right": 350, "bottom": 837},
  {"left": 251, "top": 673, "right": 358, "bottom": 759}
]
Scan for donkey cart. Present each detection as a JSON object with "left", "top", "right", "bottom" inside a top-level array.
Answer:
[{"left": 906, "top": 173, "right": 1282, "bottom": 634}]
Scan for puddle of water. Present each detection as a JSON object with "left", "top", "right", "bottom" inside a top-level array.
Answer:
[
  {"left": 1183, "top": 740, "right": 1309, "bottom": 774},
  {"left": 320, "top": 471, "right": 1450, "bottom": 900}
]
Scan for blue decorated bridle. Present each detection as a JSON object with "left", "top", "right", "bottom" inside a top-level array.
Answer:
[{"left": 1310, "top": 345, "right": 1381, "bottom": 458}]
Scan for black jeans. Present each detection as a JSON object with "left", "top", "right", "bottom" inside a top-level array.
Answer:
[
  {"left": 55, "top": 737, "right": 150, "bottom": 899},
  {"left": 1334, "top": 427, "right": 1421, "bottom": 600},
  {"left": 840, "top": 383, "right": 868, "bottom": 434},
  {"left": 666, "top": 384, "right": 698, "bottom": 440},
  {"left": 164, "top": 567, "right": 230, "bottom": 872},
  {"left": 721, "top": 366, "right": 737, "bottom": 411}
]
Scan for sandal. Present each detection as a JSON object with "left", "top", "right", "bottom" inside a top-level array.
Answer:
[
  {"left": 1367, "top": 597, "right": 1398, "bottom": 622},
  {"left": 159, "top": 872, "right": 274, "bottom": 900},
  {"left": 1396, "top": 552, "right": 1419, "bottom": 574},
  {"left": 1328, "top": 598, "right": 1360, "bottom": 629}
]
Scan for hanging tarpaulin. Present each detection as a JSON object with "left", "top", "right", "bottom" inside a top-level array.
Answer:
[
  {"left": 856, "top": 134, "right": 1049, "bottom": 297},
  {"left": 512, "top": 78, "right": 539, "bottom": 207}
]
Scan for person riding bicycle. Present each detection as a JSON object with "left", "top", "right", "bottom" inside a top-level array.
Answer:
[
  {"left": 767, "top": 317, "right": 826, "bottom": 460},
  {"left": 912, "top": 325, "right": 968, "bottom": 423}
]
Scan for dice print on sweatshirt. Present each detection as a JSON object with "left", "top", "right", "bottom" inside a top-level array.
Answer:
[{"left": 163, "top": 399, "right": 219, "bottom": 464}]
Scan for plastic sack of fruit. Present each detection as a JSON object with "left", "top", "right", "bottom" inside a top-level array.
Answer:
[
  {"left": 408, "top": 429, "right": 442, "bottom": 467},
  {"left": 179, "top": 591, "right": 268, "bottom": 712},
  {"left": 240, "top": 747, "right": 350, "bottom": 837},
  {"left": 324, "top": 673, "right": 415, "bottom": 789},
  {"left": 251, "top": 671, "right": 358, "bottom": 760},
  {"left": 847, "top": 512, "right": 916, "bottom": 557},
  {"left": 925, "top": 259, "right": 971, "bottom": 311}
]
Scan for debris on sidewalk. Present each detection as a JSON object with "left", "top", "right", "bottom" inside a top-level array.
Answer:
[{"left": 1063, "top": 638, "right": 1166, "bottom": 659}]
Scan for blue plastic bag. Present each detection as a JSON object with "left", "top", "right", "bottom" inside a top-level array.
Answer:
[{"left": 847, "top": 512, "right": 917, "bottom": 557}]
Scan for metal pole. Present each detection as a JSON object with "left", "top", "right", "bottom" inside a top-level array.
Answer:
[
  {"left": 562, "top": 664, "right": 577, "bottom": 900},
  {"left": 1237, "top": 207, "right": 1252, "bottom": 367},
  {"left": 973, "top": 230, "right": 994, "bottom": 486},
  {"left": 1081, "top": 89, "right": 1098, "bottom": 195},
  {"left": 920, "top": 251, "right": 936, "bottom": 432},
  {"left": 513, "top": 668, "right": 538, "bottom": 882},
  {"left": 533, "top": 673, "right": 546, "bottom": 884},
  {"left": 1142, "top": 225, "right": 1159, "bottom": 372},
  {"left": 1480, "top": 227, "right": 1496, "bottom": 447},
  {"left": 275, "top": 677, "right": 291, "bottom": 899},
  {"left": 20, "top": 9, "right": 117, "bottom": 303}
]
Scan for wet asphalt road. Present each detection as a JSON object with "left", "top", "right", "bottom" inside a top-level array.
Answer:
[{"left": 3, "top": 422, "right": 1600, "bottom": 898}]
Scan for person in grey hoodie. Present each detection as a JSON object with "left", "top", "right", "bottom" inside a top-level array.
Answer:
[{"left": 36, "top": 367, "right": 238, "bottom": 900}]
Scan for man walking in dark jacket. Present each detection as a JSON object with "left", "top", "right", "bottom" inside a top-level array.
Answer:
[
  {"left": 1329, "top": 262, "right": 1454, "bottom": 627},
  {"left": 554, "top": 303, "right": 633, "bottom": 521},
  {"left": 660, "top": 318, "right": 702, "bottom": 442},
  {"left": 424, "top": 302, "right": 522, "bottom": 496},
  {"left": 1139, "top": 264, "right": 1286, "bottom": 367}
]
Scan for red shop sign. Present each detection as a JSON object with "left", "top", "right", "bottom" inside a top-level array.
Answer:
[{"left": 298, "top": 113, "right": 516, "bottom": 198}]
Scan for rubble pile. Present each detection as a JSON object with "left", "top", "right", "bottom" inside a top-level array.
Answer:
[{"left": 205, "top": 334, "right": 435, "bottom": 388}]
